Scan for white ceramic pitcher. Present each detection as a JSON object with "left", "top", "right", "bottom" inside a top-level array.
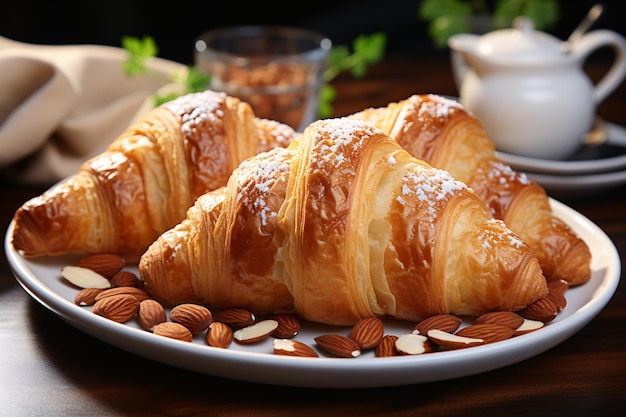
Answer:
[{"left": 448, "top": 17, "right": 626, "bottom": 160}]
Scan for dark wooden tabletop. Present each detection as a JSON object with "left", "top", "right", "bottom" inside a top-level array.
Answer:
[{"left": 1, "top": 53, "right": 625, "bottom": 417}]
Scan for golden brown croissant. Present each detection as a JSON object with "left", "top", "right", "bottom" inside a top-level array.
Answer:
[
  {"left": 139, "top": 118, "right": 548, "bottom": 326},
  {"left": 349, "top": 94, "right": 592, "bottom": 286},
  {"left": 11, "top": 90, "right": 297, "bottom": 260}
]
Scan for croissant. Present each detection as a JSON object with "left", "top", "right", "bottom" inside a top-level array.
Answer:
[
  {"left": 11, "top": 90, "right": 297, "bottom": 260},
  {"left": 349, "top": 94, "right": 592, "bottom": 286},
  {"left": 139, "top": 118, "right": 548, "bottom": 326}
]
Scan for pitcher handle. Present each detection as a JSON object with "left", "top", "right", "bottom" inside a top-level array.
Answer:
[{"left": 572, "top": 30, "right": 626, "bottom": 104}]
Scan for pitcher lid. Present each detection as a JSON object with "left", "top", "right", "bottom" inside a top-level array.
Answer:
[{"left": 474, "top": 17, "right": 565, "bottom": 62}]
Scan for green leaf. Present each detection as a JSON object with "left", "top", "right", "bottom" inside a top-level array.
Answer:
[
  {"left": 184, "top": 66, "right": 212, "bottom": 93},
  {"left": 317, "top": 84, "right": 337, "bottom": 119},
  {"left": 418, "top": 0, "right": 473, "bottom": 20},
  {"left": 353, "top": 32, "right": 387, "bottom": 63}
]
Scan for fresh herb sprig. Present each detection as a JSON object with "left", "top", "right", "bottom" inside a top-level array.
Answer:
[
  {"left": 122, "top": 32, "right": 386, "bottom": 117},
  {"left": 122, "top": 36, "right": 211, "bottom": 106},
  {"left": 318, "top": 31, "right": 387, "bottom": 118}
]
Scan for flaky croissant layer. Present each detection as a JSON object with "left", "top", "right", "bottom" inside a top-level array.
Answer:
[
  {"left": 349, "top": 94, "right": 592, "bottom": 285},
  {"left": 140, "top": 118, "right": 548, "bottom": 326},
  {"left": 11, "top": 90, "right": 296, "bottom": 260}
]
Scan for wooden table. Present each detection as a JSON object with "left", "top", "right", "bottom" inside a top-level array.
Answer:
[{"left": 1, "top": 53, "right": 625, "bottom": 416}]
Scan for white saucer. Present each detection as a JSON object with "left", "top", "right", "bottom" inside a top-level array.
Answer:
[
  {"left": 497, "top": 149, "right": 626, "bottom": 175},
  {"left": 525, "top": 169, "right": 626, "bottom": 196}
]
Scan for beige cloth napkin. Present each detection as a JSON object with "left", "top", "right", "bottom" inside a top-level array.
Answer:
[{"left": 0, "top": 36, "right": 186, "bottom": 185}]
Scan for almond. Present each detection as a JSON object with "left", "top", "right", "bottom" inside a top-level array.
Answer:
[
  {"left": 547, "top": 278, "right": 570, "bottom": 296},
  {"left": 92, "top": 294, "right": 139, "bottom": 323},
  {"left": 456, "top": 324, "right": 514, "bottom": 344},
  {"left": 412, "top": 314, "right": 462, "bottom": 335},
  {"left": 214, "top": 308, "right": 256, "bottom": 330},
  {"left": 427, "top": 329, "right": 484, "bottom": 349},
  {"left": 375, "top": 335, "right": 400, "bottom": 357},
  {"left": 350, "top": 317, "right": 384, "bottom": 349},
  {"left": 94, "top": 286, "right": 151, "bottom": 302},
  {"left": 76, "top": 253, "right": 125, "bottom": 278},
  {"left": 61, "top": 265, "right": 111, "bottom": 289},
  {"left": 153, "top": 322, "right": 193, "bottom": 342},
  {"left": 170, "top": 304, "right": 213, "bottom": 335},
  {"left": 273, "top": 339, "right": 319, "bottom": 357},
  {"left": 109, "top": 270, "right": 140, "bottom": 288},
  {"left": 270, "top": 313, "right": 301, "bottom": 339},
  {"left": 474, "top": 311, "right": 524, "bottom": 330},
  {"left": 518, "top": 297, "right": 558, "bottom": 322},
  {"left": 137, "top": 299, "right": 167, "bottom": 331},
  {"left": 314, "top": 334, "right": 361, "bottom": 358},
  {"left": 514, "top": 318, "right": 545, "bottom": 335},
  {"left": 74, "top": 288, "right": 104, "bottom": 306},
  {"left": 233, "top": 319, "right": 279, "bottom": 344},
  {"left": 546, "top": 287, "right": 567, "bottom": 311},
  {"left": 206, "top": 321, "right": 234, "bottom": 348},
  {"left": 395, "top": 333, "right": 434, "bottom": 355}
]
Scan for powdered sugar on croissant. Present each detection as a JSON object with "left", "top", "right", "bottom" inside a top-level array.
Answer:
[{"left": 140, "top": 118, "right": 547, "bottom": 325}]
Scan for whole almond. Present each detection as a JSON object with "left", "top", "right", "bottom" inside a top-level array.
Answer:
[
  {"left": 518, "top": 297, "right": 558, "bottom": 322},
  {"left": 456, "top": 324, "right": 514, "bottom": 344},
  {"left": 413, "top": 314, "right": 462, "bottom": 335},
  {"left": 270, "top": 314, "right": 301, "bottom": 339},
  {"left": 273, "top": 339, "right": 319, "bottom": 358},
  {"left": 94, "top": 286, "right": 151, "bottom": 302},
  {"left": 109, "top": 270, "right": 140, "bottom": 288},
  {"left": 74, "top": 288, "right": 105, "bottom": 306},
  {"left": 153, "top": 322, "right": 193, "bottom": 342},
  {"left": 314, "top": 334, "right": 361, "bottom": 358},
  {"left": 474, "top": 311, "right": 524, "bottom": 330},
  {"left": 92, "top": 294, "right": 139, "bottom": 323},
  {"left": 233, "top": 320, "right": 278, "bottom": 344},
  {"left": 546, "top": 288, "right": 567, "bottom": 311},
  {"left": 375, "top": 335, "right": 400, "bottom": 357},
  {"left": 138, "top": 299, "right": 167, "bottom": 331},
  {"left": 170, "top": 304, "right": 213, "bottom": 335},
  {"left": 76, "top": 253, "right": 126, "bottom": 278},
  {"left": 350, "top": 317, "right": 384, "bottom": 349},
  {"left": 206, "top": 321, "right": 234, "bottom": 348},
  {"left": 214, "top": 308, "right": 256, "bottom": 330},
  {"left": 547, "top": 279, "right": 570, "bottom": 296}
]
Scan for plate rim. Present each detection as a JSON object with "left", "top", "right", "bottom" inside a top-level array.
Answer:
[
  {"left": 4, "top": 199, "right": 621, "bottom": 388},
  {"left": 496, "top": 149, "right": 626, "bottom": 175}
]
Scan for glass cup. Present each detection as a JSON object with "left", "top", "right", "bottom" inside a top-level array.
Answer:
[{"left": 194, "top": 26, "right": 332, "bottom": 131}]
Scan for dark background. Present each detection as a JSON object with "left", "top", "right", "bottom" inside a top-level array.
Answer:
[{"left": 1, "top": 1, "right": 624, "bottom": 65}]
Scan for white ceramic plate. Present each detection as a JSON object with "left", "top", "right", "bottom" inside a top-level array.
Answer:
[
  {"left": 5, "top": 200, "right": 620, "bottom": 388},
  {"left": 525, "top": 169, "right": 626, "bottom": 194}
]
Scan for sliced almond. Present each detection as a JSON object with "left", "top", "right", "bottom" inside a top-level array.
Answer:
[
  {"left": 514, "top": 318, "right": 545, "bottom": 335},
  {"left": 76, "top": 253, "right": 126, "bottom": 278},
  {"left": 233, "top": 319, "right": 278, "bottom": 344},
  {"left": 395, "top": 333, "right": 433, "bottom": 355},
  {"left": 170, "top": 304, "right": 213, "bottom": 335},
  {"left": 273, "top": 339, "right": 319, "bottom": 357},
  {"left": 455, "top": 324, "right": 514, "bottom": 344},
  {"left": 427, "top": 329, "right": 484, "bottom": 349},
  {"left": 270, "top": 313, "right": 301, "bottom": 339},
  {"left": 74, "top": 287, "right": 105, "bottom": 306},
  {"left": 474, "top": 311, "right": 524, "bottom": 330},
  {"left": 412, "top": 314, "right": 462, "bottom": 335},
  {"left": 206, "top": 321, "right": 234, "bottom": 348},
  {"left": 92, "top": 294, "right": 139, "bottom": 323},
  {"left": 350, "top": 317, "right": 384, "bottom": 349},
  {"left": 214, "top": 308, "right": 256, "bottom": 330},
  {"left": 137, "top": 299, "right": 167, "bottom": 331},
  {"left": 375, "top": 335, "right": 400, "bottom": 357},
  {"left": 61, "top": 265, "right": 111, "bottom": 289},
  {"left": 314, "top": 334, "right": 361, "bottom": 358},
  {"left": 153, "top": 322, "right": 193, "bottom": 342}
]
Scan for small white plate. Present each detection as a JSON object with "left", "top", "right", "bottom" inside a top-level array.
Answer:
[
  {"left": 496, "top": 147, "right": 626, "bottom": 175},
  {"left": 5, "top": 200, "right": 620, "bottom": 388}
]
